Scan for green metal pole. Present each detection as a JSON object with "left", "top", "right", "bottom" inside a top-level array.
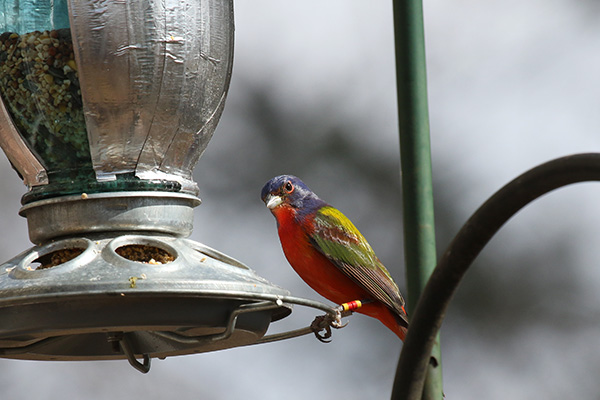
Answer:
[{"left": 392, "top": 0, "right": 443, "bottom": 399}]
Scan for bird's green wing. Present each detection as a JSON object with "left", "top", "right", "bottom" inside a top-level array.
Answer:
[{"left": 309, "top": 206, "right": 408, "bottom": 326}]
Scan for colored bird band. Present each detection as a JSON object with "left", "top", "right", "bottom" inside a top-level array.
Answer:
[{"left": 340, "top": 300, "right": 363, "bottom": 312}]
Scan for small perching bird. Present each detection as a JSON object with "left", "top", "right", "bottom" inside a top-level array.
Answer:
[{"left": 261, "top": 175, "right": 409, "bottom": 340}]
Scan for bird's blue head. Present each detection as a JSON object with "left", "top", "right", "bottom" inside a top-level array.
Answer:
[{"left": 261, "top": 175, "right": 326, "bottom": 215}]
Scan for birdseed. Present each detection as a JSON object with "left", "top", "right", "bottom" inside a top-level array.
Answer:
[
  {"left": 0, "top": 28, "right": 90, "bottom": 172},
  {"left": 115, "top": 245, "right": 175, "bottom": 264},
  {"left": 34, "top": 248, "right": 85, "bottom": 270}
]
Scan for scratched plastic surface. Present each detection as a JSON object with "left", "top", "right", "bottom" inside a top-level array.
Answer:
[{"left": 70, "top": 0, "right": 234, "bottom": 190}]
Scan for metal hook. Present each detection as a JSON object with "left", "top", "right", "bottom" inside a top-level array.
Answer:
[{"left": 114, "top": 332, "right": 151, "bottom": 374}]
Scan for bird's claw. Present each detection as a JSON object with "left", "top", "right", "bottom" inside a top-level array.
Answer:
[
  {"left": 311, "top": 317, "right": 332, "bottom": 343},
  {"left": 310, "top": 309, "right": 347, "bottom": 343},
  {"left": 331, "top": 308, "right": 349, "bottom": 329}
]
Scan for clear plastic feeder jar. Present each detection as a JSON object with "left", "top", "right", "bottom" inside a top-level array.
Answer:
[{"left": 0, "top": 0, "right": 234, "bottom": 203}]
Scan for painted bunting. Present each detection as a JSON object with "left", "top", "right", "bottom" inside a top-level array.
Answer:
[{"left": 261, "top": 175, "right": 408, "bottom": 340}]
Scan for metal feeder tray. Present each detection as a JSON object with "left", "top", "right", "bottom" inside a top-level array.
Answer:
[{"left": 0, "top": 233, "right": 344, "bottom": 373}]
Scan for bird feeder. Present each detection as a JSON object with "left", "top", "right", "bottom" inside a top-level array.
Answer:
[{"left": 0, "top": 0, "right": 340, "bottom": 373}]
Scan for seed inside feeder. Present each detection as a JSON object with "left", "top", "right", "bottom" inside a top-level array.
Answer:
[
  {"left": 0, "top": 28, "right": 91, "bottom": 175},
  {"left": 115, "top": 245, "right": 175, "bottom": 264},
  {"left": 33, "top": 248, "right": 85, "bottom": 270}
]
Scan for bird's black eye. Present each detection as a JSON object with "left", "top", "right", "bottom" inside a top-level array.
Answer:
[{"left": 283, "top": 181, "right": 294, "bottom": 194}]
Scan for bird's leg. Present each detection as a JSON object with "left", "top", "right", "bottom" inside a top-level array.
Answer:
[
  {"left": 310, "top": 299, "right": 374, "bottom": 342},
  {"left": 330, "top": 306, "right": 347, "bottom": 329},
  {"left": 310, "top": 306, "right": 347, "bottom": 342},
  {"left": 337, "top": 298, "right": 374, "bottom": 316},
  {"left": 332, "top": 299, "right": 371, "bottom": 327},
  {"left": 337, "top": 299, "right": 363, "bottom": 317}
]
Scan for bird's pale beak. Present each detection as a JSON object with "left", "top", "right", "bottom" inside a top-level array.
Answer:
[{"left": 265, "top": 194, "right": 283, "bottom": 210}]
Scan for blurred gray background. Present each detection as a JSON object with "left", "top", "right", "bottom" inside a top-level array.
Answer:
[{"left": 1, "top": 0, "right": 600, "bottom": 398}]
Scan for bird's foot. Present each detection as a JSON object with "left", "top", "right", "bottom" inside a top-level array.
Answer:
[
  {"left": 310, "top": 315, "right": 333, "bottom": 343},
  {"left": 330, "top": 308, "right": 352, "bottom": 329},
  {"left": 310, "top": 309, "right": 347, "bottom": 343},
  {"left": 331, "top": 307, "right": 348, "bottom": 329},
  {"left": 310, "top": 300, "right": 372, "bottom": 342}
]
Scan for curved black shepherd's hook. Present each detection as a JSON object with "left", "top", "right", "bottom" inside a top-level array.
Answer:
[{"left": 391, "top": 153, "right": 600, "bottom": 399}]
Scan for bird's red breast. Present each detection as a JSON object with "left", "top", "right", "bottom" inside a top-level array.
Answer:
[{"left": 272, "top": 204, "right": 407, "bottom": 340}]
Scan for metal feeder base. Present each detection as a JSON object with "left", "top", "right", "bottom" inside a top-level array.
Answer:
[{"left": 0, "top": 233, "right": 292, "bottom": 372}]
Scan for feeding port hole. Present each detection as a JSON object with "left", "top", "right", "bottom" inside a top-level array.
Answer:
[
  {"left": 115, "top": 244, "right": 175, "bottom": 264},
  {"left": 31, "top": 248, "right": 85, "bottom": 270}
]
